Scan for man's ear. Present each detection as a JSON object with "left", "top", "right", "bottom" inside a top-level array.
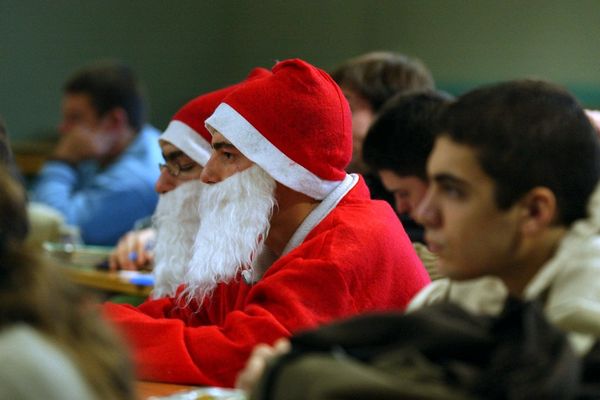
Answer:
[{"left": 519, "top": 187, "right": 558, "bottom": 236}]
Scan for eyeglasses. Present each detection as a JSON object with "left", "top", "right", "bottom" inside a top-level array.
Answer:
[
  {"left": 159, "top": 157, "right": 200, "bottom": 177},
  {"left": 158, "top": 162, "right": 184, "bottom": 177}
]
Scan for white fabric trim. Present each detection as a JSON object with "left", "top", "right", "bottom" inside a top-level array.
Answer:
[
  {"left": 159, "top": 120, "right": 212, "bottom": 166},
  {"left": 281, "top": 173, "right": 358, "bottom": 256},
  {"left": 205, "top": 103, "right": 342, "bottom": 200},
  {"left": 242, "top": 174, "right": 357, "bottom": 285}
]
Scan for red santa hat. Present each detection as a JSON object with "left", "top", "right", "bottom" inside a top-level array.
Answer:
[
  {"left": 159, "top": 67, "right": 271, "bottom": 166},
  {"left": 205, "top": 59, "right": 352, "bottom": 199}
]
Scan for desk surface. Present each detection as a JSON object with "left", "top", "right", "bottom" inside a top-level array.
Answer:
[
  {"left": 60, "top": 266, "right": 153, "bottom": 297},
  {"left": 136, "top": 381, "right": 246, "bottom": 400},
  {"left": 46, "top": 243, "right": 153, "bottom": 297},
  {"left": 136, "top": 381, "right": 197, "bottom": 399}
]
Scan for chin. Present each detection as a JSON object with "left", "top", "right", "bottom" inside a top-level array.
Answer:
[{"left": 436, "top": 261, "right": 466, "bottom": 281}]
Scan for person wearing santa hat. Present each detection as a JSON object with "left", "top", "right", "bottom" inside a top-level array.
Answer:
[
  {"left": 107, "top": 86, "right": 233, "bottom": 271},
  {"left": 103, "top": 59, "right": 430, "bottom": 387},
  {"left": 108, "top": 68, "right": 271, "bottom": 273}
]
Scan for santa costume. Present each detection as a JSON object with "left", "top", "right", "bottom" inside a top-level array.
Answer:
[{"left": 104, "top": 59, "right": 430, "bottom": 387}]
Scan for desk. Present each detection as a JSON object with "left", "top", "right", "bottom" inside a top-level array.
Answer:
[
  {"left": 60, "top": 266, "right": 153, "bottom": 297},
  {"left": 45, "top": 242, "right": 153, "bottom": 297},
  {"left": 136, "top": 381, "right": 197, "bottom": 399},
  {"left": 136, "top": 381, "right": 246, "bottom": 399}
]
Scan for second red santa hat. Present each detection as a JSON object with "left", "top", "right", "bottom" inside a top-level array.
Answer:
[{"left": 160, "top": 67, "right": 272, "bottom": 166}]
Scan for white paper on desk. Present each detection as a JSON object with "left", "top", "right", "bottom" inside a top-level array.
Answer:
[{"left": 148, "top": 387, "right": 246, "bottom": 399}]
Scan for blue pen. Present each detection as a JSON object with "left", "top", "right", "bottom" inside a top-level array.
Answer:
[{"left": 129, "top": 274, "right": 155, "bottom": 286}]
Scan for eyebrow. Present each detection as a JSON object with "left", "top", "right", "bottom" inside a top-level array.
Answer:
[
  {"left": 212, "top": 141, "right": 237, "bottom": 151},
  {"left": 431, "top": 173, "right": 469, "bottom": 189}
]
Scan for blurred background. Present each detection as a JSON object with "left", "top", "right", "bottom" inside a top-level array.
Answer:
[{"left": 2, "top": 0, "right": 600, "bottom": 175}]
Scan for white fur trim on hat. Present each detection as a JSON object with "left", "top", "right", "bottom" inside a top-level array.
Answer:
[
  {"left": 159, "top": 120, "right": 212, "bottom": 166},
  {"left": 206, "top": 103, "right": 342, "bottom": 199}
]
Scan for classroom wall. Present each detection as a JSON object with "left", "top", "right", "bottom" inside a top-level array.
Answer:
[{"left": 1, "top": 0, "right": 599, "bottom": 143}]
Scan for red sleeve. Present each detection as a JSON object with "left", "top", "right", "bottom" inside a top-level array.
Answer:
[
  {"left": 103, "top": 256, "right": 380, "bottom": 387},
  {"left": 103, "top": 185, "right": 429, "bottom": 387},
  {"left": 103, "top": 298, "right": 290, "bottom": 387}
]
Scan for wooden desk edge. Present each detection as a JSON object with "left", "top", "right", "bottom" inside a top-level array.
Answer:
[
  {"left": 136, "top": 380, "right": 198, "bottom": 399},
  {"left": 60, "top": 266, "right": 152, "bottom": 297}
]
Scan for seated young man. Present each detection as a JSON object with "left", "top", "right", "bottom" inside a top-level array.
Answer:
[
  {"left": 108, "top": 67, "right": 271, "bottom": 272},
  {"left": 407, "top": 79, "right": 600, "bottom": 354},
  {"left": 362, "top": 90, "right": 453, "bottom": 278},
  {"left": 236, "top": 79, "right": 600, "bottom": 394},
  {"left": 103, "top": 59, "right": 430, "bottom": 387},
  {"left": 31, "top": 61, "right": 163, "bottom": 245}
]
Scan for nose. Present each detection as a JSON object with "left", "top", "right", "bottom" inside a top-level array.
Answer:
[
  {"left": 393, "top": 195, "right": 410, "bottom": 215},
  {"left": 414, "top": 188, "right": 440, "bottom": 228},
  {"left": 200, "top": 154, "right": 222, "bottom": 184},
  {"left": 155, "top": 168, "right": 177, "bottom": 194}
]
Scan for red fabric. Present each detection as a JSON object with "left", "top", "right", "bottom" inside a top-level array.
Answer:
[
  {"left": 221, "top": 59, "right": 353, "bottom": 181},
  {"left": 171, "top": 67, "right": 271, "bottom": 143},
  {"left": 103, "top": 178, "right": 430, "bottom": 387}
]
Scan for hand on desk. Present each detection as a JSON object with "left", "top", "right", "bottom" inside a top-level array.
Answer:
[
  {"left": 109, "top": 228, "right": 156, "bottom": 271},
  {"left": 235, "top": 338, "right": 291, "bottom": 393}
]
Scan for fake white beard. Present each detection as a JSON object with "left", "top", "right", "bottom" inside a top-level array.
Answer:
[
  {"left": 181, "top": 165, "right": 276, "bottom": 304},
  {"left": 151, "top": 180, "right": 204, "bottom": 299}
]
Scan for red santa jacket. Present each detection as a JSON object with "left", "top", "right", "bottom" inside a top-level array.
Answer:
[{"left": 103, "top": 177, "right": 430, "bottom": 387}]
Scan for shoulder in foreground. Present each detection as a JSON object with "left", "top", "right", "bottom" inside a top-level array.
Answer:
[
  {"left": 407, "top": 276, "right": 507, "bottom": 316},
  {"left": 0, "top": 324, "right": 96, "bottom": 399}
]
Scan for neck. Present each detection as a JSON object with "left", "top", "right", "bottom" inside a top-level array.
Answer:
[
  {"left": 502, "top": 226, "right": 567, "bottom": 297},
  {"left": 265, "top": 184, "right": 320, "bottom": 257}
]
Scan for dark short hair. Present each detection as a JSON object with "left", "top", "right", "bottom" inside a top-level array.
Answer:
[
  {"left": 331, "top": 51, "right": 435, "bottom": 112},
  {"left": 439, "top": 79, "right": 600, "bottom": 226},
  {"left": 64, "top": 60, "right": 146, "bottom": 131},
  {"left": 363, "top": 90, "right": 453, "bottom": 180}
]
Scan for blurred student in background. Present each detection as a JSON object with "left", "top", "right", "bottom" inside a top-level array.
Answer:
[
  {"left": 331, "top": 51, "right": 434, "bottom": 241},
  {"left": 362, "top": 90, "right": 453, "bottom": 279},
  {"left": 32, "top": 60, "right": 162, "bottom": 246}
]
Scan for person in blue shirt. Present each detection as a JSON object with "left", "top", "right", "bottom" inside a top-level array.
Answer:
[{"left": 32, "top": 60, "right": 162, "bottom": 246}]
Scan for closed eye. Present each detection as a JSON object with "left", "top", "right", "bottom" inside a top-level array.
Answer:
[{"left": 178, "top": 162, "right": 197, "bottom": 172}]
